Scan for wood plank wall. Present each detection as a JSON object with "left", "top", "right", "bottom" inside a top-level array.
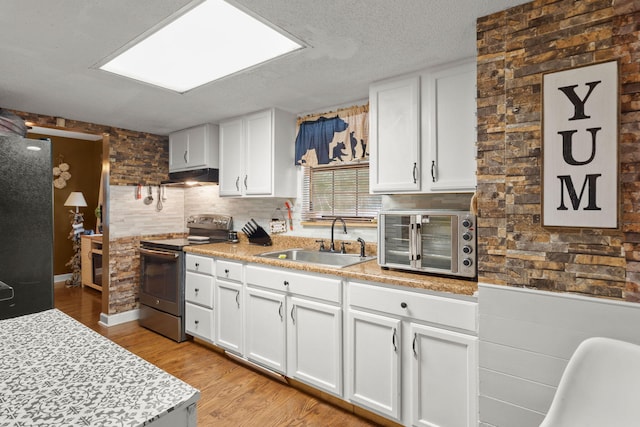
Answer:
[{"left": 478, "top": 284, "right": 640, "bottom": 427}]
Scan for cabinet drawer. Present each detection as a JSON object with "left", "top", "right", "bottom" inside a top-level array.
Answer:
[
  {"left": 185, "top": 254, "right": 214, "bottom": 275},
  {"left": 185, "top": 302, "right": 214, "bottom": 342},
  {"left": 246, "top": 265, "right": 341, "bottom": 303},
  {"left": 348, "top": 281, "right": 477, "bottom": 333},
  {"left": 216, "top": 259, "right": 243, "bottom": 282},
  {"left": 185, "top": 272, "right": 214, "bottom": 308}
]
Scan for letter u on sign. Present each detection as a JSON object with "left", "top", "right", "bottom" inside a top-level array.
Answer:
[{"left": 542, "top": 61, "right": 618, "bottom": 228}]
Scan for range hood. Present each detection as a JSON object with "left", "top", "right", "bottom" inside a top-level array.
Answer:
[{"left": 163, "top": 168, "right": 219, "bottom": 185}]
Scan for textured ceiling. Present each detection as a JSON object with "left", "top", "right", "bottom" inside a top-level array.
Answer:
[{"left": 0, "top": 0, "right": 529, "bottom": 135}]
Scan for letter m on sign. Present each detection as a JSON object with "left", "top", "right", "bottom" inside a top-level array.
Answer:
[{"left": 542, "top": 61, "right": 618, "bottom": 228}]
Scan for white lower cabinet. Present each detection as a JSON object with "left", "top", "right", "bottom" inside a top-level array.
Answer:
[
  {"left": 288, "top": 296, "right": 342, "bottom": 396},
  {"left": 347, "top": 280, "right": 478, "bottom": 427},
  {"left": 245, "top": 264, "right": 343, "bottom": 396},
  {"left": 183, "top": 257, "right": 478, "bottom": 427},
  {"left": 245, "top": 287, "right": 287, "bottom": 373},
  {"left": 185, "top": 302, "right": 214, "bottom": 342},
  {"left": 215, "top": 279, "right": 243, "bottom": 355},
  {"left": 410, "top": 323, "right": 478, "bottom": 427},
  {"left": 184, "top": 254, "right": 215, "bottom": 342},
  {"left": 347, "top": 309, "right": 401, "bottom": 421}
]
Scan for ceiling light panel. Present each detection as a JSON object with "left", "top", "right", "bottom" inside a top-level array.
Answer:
[{"left": 99, "top": 0, "right": 303, "bottom": 93}]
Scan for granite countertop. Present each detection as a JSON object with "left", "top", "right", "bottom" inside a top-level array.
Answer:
[
  {"left": 0, "top": 309, "right": 199, "bottom": 426},
  {"left": 184, "top": 235, "right": 478, "bottom": 297}
]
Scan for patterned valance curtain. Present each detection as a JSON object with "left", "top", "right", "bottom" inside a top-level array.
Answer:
[{"left": 294, "top": 104, "right": 369, "bottom": 167}]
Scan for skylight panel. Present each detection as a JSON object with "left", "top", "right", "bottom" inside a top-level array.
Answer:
[{"left": 99, "top": 0, "right": 303, "bottom": 93}]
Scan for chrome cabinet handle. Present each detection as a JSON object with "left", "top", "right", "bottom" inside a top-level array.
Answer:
[
  {"left": 431, "top": 160, "right": 436, "bottom": 182},
  {"left": 413, "top": 333, "right": 417, "bottom": 357},
  {"left": 235, "top": 176, "right": 240, "bottom": 191},
  {"left": 194, "top": 288, "right": 199, "bottom": 294},
  {"left": 195, "top": 262, "right": 199, "bottom": 270},
  {"left": 183, "top": 150, "right": 188, "bottom": 164},
  {"left": 412, "top": 162, "right": 417, "bottom": 184},
  {"left": 244, "top": 175, "right": 248, "bottom": 190},
  {"left": 278, "top": 301, "right": 283, "bottom": 321},
  {"left": 235, "top": 290, "right": 240, "bottom": 308},
  {"left": 291, "top": 306, "right": 296, "bottom": 324},
  {"left": 194, "top": 320, "right": 199, "bottom": 325},
  {"left": 392, "top": 328, "right": 397, "bottom": 352},
  {"left": 283, "top": 280, "right": 289, "bottom": 287}
]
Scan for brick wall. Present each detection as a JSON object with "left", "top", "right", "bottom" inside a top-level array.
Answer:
[{"left": 476, "top": 0, "right": 640, "bottom": 301}]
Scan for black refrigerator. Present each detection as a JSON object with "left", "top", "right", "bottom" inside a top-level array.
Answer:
[{"left": 0, "top": 134, "right": 53, "bottom": 319}]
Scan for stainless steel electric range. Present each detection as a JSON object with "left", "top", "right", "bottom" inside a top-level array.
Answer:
[{"left": 139, "top": 214, "right": 233, "bottom": 342}]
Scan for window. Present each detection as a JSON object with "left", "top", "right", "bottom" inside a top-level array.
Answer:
[{"left": 301, "top": 162, "right": 382, "bottom": 222}]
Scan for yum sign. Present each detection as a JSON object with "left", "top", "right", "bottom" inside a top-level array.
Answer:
[{"left": 543, "top": 61, "right": 618, "bottom": 228}]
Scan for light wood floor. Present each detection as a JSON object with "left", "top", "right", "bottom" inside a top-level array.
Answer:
[{"left": 54, "top": 284, "right": 381, "bottom": 427}]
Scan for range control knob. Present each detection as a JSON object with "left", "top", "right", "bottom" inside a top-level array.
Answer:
[
  {"left": 462, "top": 245, "right": 473, "bottom": 254},
  {"left": 462, "top": 218, "right": 473, "bottom": 228},
  {"left": 462, "top": 258, "right": 473, "bottom": 267},
  {"left": 462, "top": 232, "right": 473, "bottom": 241}
]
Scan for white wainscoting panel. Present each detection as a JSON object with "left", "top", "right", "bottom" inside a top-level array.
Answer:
[{"left": 478, "top": 283, "right": 640, "bottom": 427}]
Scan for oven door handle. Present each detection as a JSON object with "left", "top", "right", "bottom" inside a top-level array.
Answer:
[{"left": 139, "top": 248, "right": 180, "bottom": 259}]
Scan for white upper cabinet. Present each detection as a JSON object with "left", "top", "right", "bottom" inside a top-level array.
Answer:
[
  {"left": 369, "top": 60, "right": 477, "bottom": 194},
  {"left": 369, "top": 75, "right": 421, "bottom": 193},
  {"left": 423, "top": 60, "right": 477, "bottom": 192},
  {"left": 219, "top": 108, "right": 296, "bottom": 197},
  {"left": 169, "top": 123, "right": 219, "bottom": 172}
]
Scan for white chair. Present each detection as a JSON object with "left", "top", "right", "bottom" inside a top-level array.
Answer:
[{"left": 539, "top": 337, "right": 640, "bottom": 427}]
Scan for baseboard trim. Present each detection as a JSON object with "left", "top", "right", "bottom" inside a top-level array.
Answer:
[
  {"left": 54, "top": 273, "right": 72, "bottom": 284},
  {"left": 99, "top": 308, "right": 140, "bottom": 327}
]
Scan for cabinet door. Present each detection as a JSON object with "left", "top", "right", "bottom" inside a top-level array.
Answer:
[
  {"left": 215, "top": 279, "right": 243, "bottom": 355},
  {"left": 369, "top": 75, "right": 421, "bottom": 193},
  {"left": 424, "top": 61, "right": 477, "bottom": 192},
  {"left": 169, "top": 129, "right": 189, "bottom": 171},
  {"left": 288, "top": 297, "right": 342, "bottom": 397},
  {"left": 245, "top": 287, "right": 286, "bottom": 373},
  {"left": 185, "top": 124, "right": 207, "bottom": 169},
  {"left": 347, "top": 309, "right": 402, "bottom": 421},
  {"left": 81, "top": 236, "right": 92, "bottom": 287},
  {"left": 244, "top": 110, "right": 273, "bottom": 195},
  {"left": 219, "top": 119, "right": 244, "bottom": 196},
  {"left": 410, "top": 323, "right": 478, "bottom": 427}
]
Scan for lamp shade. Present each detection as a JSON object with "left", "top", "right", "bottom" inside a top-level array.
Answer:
[{"left": 64, "top": 191, "right": 87, "bottom": 208}]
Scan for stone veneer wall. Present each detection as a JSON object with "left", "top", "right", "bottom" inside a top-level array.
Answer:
[
  {"left": 8, "top": 109, "right": 169, "bottom": 313},
  {"left": 476, "top": 0, "right": 640, "bottom": 301}
]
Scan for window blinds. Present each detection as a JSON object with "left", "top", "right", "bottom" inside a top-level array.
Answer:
[{"left": 301, "top": 162, "right": 382, "bottom": 221}]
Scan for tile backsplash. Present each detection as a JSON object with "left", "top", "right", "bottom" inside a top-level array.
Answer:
[{"left": 110, "top": 184, "right": 474, "bottom": 243}]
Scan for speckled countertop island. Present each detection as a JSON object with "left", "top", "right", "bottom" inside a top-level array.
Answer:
[
  {"left": 0, "top": 309, "right": 199, "bottom": 426},
  {"left": 184, "top": 235, "right": 478, "bottom": 298}
]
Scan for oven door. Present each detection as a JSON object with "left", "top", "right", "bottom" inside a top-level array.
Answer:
[
  {"left": 139, "top": 247, "right": 183, "bottom": 316},
  {"left": 416, "top": 214, "right": 457, "bottom": 273}
]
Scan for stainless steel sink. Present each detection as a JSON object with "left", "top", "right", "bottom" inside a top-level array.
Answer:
[{"left": 257, "top": 248, "right": 375, "bottom": 268}]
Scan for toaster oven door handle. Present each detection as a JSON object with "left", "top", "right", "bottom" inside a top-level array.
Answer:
[
  {"left": 139, "top": 248, "right": 179, "bottom": 259},
  {"left": 409, "top": 216, "right": 417, "bottom": 266}
]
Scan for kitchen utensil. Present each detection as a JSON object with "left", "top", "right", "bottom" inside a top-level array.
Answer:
[
  {"left": 144, "top": 186, "right": 153, "bottom": 205},
  {"left": 136, "top": 184, "right": 142, "bottom": 200},
  {"left": 156, "top": 186, "right": 163, "bottom": 211},
  {"left": 284, "top": 201, "right": 293, "bottom": 231},
  {"left": 161, "top": 185, "right": 167, "bottom": 201}
]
